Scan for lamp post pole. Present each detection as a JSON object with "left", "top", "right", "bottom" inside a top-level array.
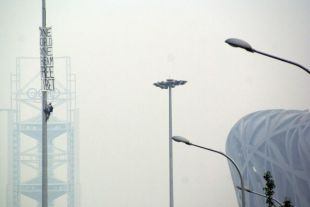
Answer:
[
  {"left": 172, "top": 136, "right": 246, "bottom": 207},
  {"left": 154, "top": 79, "right": 187, "bottom": 207},
  {"left": 225, "top": 38, "right": 310, "bottom": 75}
]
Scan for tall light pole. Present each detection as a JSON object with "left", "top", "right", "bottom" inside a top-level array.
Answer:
[
  {"left": 41, "top": 0, "right": 55, "bottom": 207},
  {"left": 154, "top": 79, "right": 187, "bottom": 207},
  {"left": 41, "top": 1, "right": 48, "bottom": 207},
  {"left": 172, "top": 136, "right": 246, "bottom": 207},
  {"left": 225, "top": 38, "right": 310, "bottom": 75},
  {"left": 236, "top": 186, "right": 283, "bottom": 207}
]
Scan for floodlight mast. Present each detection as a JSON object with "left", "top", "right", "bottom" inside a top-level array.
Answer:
[{"left": 153, "top": 79, "right": 187, "bottom": 207}]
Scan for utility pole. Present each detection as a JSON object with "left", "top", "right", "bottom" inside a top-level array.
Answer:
[{"left": 40, "top": 0, "right": 54, "bottom": 206}]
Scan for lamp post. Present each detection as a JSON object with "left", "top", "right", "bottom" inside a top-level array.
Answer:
[
  {"left": 172, "top": 136, "right": 245, "bottom": 207},
  {"left": 154, "top": 79, "right": 187, "bottom": 207},
  {"left": 41, "top": 1, "right": 48, "bottom": 207},
  {"left": 41, "top": 0, "right": 55, "bottom": 206},
  {"left": 225, "top": 38, "right": 310, "bottom": 75},
  {"left": 236, "top": 186, "right": 283, "bottom": 207}
]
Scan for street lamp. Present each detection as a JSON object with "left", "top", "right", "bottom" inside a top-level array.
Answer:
[
  {"left": 236, "top": 186, "right": 283, "bottom": 207},
  {"left": 154, "top": 79, "right": 187, "bottom": 207},
  {"left": 172, "top": 136, "right": 245, "bottom": 207},
  {"left": 225, "top": 38, "right": 310, "bottom": 75}
]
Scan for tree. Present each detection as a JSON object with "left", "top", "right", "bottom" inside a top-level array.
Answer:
[
  {"left": 262, "top": 171, "right": 294, "bottom": 207},
  {"left": 263, "top": 171, "right": 276, "bottom": 207},
  {"left": 283, "top": 199, "right": 293, "bottom": 207}
]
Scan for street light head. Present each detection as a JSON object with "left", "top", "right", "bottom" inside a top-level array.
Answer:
[
  {"left": 225, "top": 38, "right": 254, "bottom": 52},
  {"left": 226, "top": 38, "right": 310, "bottom": 75},
  {"left": 172, "top": 136, "right": 191, "bottom": 145}
]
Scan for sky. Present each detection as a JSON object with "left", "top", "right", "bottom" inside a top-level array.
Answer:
[{"left": 0, "top": 0, "right": 310, "bottom": 207}]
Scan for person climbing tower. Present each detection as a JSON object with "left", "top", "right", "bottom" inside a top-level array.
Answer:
[{"left": 44, "top": 102, "right": 53, "bottom": 121}]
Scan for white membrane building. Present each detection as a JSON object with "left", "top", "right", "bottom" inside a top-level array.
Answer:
[{"left": 226, "top": 109, "right": 310, "bottom": 206}]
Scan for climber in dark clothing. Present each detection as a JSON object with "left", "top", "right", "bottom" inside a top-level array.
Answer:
[{"left": 44, "top": 102, "right": 53, "bottom": 121}]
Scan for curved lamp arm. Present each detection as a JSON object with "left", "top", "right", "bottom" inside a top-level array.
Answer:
[
  {"left": 225, "top": 38, "right": 310, "bottom": 75},
  {"left": 172, "top": 136, "right": 246, "bottom": 207}
]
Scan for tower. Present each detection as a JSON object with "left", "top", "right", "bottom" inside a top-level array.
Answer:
[{"left": 8, "top": 56, "right": 79, "bottom": 207}]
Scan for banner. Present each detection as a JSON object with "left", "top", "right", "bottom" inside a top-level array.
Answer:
[{"left": 40, "top": 27, "right": 54, "bottom": 90}]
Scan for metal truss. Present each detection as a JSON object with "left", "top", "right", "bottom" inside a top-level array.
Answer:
[{"left": 8, "top": 57, "right": 79, "bottom": 207}]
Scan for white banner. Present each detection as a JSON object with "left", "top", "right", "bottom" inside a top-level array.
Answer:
[{"left": 40, "top": 26, "right": 54, "bottom": 90}]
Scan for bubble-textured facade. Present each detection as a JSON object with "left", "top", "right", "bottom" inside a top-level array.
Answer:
[{"left": 226, "top": 109, "right": 310, "bottom": 207}]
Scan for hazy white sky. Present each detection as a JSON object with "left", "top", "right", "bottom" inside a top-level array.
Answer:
[{"left": 1, "top": 0, "right": 310, "bottom": 207}]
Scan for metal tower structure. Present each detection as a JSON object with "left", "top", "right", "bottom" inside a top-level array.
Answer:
[{"left": 8, "top": 56, "right": 79, "bottom": 207}]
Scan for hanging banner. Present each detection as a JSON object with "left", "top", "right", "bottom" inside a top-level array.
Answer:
[{"left": 40, "top": 26, "right": 54, "bottom": 90}]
